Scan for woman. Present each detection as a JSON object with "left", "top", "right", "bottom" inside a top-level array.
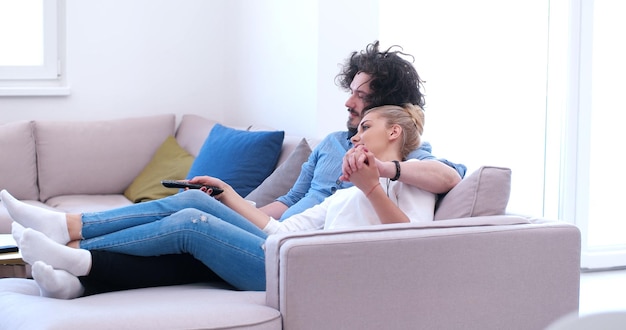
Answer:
[{"left": 5, "top": 103, "right": 435, "bottom": 298}]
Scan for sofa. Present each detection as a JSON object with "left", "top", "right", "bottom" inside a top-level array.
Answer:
[{"left": 0, "top": 114, "right": 581, "bottom": 329}]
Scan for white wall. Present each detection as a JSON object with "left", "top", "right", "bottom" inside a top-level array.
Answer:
[
  {"left": 225, "top": 0, "right": 319, "bottom": 136},
  {"left": 0, "top": 0, "right": 379, "bottom": 139},
  {"left": 316, "top": 0, "right": 379, "bottom": 138},
  {"left": 1, "top": 1, "right": 230, "bottom": 123}
]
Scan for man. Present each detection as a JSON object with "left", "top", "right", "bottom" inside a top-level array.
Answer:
[
  {"left": 261, "top": 41, "right": 464, "bottom": 220},
  {"left": 23, "top": 41, "right": 466, "bottom": 297}
]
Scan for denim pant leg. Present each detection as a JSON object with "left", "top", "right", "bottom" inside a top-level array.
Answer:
[
  {"left": 82, "top": 190, "right": 253, "bottom": 238},
  {"left": 79, "top": 208, "right": 268, "bottom": 291}
]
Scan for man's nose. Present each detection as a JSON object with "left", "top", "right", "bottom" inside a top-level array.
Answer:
[{"left": 345, "top": 94, "right": 355, "bottom": 108}]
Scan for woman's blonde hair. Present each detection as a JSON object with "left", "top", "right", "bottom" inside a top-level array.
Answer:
[{"left": 363, "top": 103, "right": 424, "bottom": 160}]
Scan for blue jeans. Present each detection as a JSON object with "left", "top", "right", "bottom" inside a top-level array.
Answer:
[{"left": 78, "top": 190, "right": 268, "bottom": 291}]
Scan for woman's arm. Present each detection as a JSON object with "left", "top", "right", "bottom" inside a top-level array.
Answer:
[
  {"left": 188, "top": 176, "right": 271, "bottom": 229},
  {"left": 342, "top": 150, "right": 461, "bottom": 195},
  {"left": 258, "top": 201, "right": 289, "bottom": 219},
  {"left": 364, "top": 182, "right": 410, "bottom": 224},
  {"left": 346, "top": 149, "right": 410, "bottom": 224}
]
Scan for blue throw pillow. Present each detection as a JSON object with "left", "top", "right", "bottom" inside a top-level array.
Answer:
[{"left": 186, "top": 124, "right": 285, "bottom": 197}]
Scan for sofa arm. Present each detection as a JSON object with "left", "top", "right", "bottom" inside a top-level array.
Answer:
[{"left": 264, "top": 217, "right": 581, "bottom": 330}]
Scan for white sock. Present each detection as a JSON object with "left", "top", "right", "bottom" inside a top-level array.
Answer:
[
  {"left": 1, "top": 189, "right": 70, "bottom": 244},
  {"left": 19, "top": 228, "right": 92, "bottom": 277},
  {"left": 11, "top": 222, "right": 25, "bottom": 247},
  {"left": 32, "top": 261, "right": 84, "bottom": 299}
]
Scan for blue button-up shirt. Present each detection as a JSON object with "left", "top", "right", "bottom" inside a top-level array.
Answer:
[{"left": 277, "top": 131, "right": 466, "bottom": 220}]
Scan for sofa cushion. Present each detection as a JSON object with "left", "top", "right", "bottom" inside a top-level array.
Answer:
[
  {"left": 124, "top": 136, "right": 195, "bottom": 203},
  {"left": 35, "top": 114, "right": 176, "bottom": 202},
  {"left": 0, "top": 280, "right": 281, "bottom": 330},
  {"left": 45, "top": 195, "right": 134, "bottom": 214},
  {"left": 0, "top": 121, "right": 39, "bottom": 200},
  {"left": 434, "top": 166, "right": 512, "bottom": 220},
  {"left": 246, "top": 138, "right": 312, "bottom": 207},
  {"left": 273, "top": 135, "right": 306, "bottom": 168},
  {"left": 186, "top": 124, "right": 284, "bottom": 197}
]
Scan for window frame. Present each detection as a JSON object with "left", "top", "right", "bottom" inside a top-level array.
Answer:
[
  {"left": 0, "top": 0, "right": 69, "bottom": 96},
  {"left": 567, "top": 0, "right": 626, "bottom": 270}
]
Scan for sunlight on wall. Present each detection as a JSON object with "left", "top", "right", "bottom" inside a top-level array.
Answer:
[{"left": 380, "top": 0, "right": 549, "bottom": 216}]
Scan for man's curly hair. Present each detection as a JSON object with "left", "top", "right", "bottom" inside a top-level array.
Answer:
[{"left": 336, "top": 41, "right": 425, "bottom": 110}]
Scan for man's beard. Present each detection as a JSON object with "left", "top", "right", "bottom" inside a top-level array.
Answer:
[
  {"left": 347, "top": 127, "right": 357, "bottom": 139},
  {"left": 346, "top": 108, "right": 360, "bottom": 139}
]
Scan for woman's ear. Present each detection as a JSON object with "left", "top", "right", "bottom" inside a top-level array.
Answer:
[{"left": 389, "top": 124, "right": 402, "bottom": 141}]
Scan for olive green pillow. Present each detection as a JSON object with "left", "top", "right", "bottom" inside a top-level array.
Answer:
[{"left": 124, "top": 136, "right": 195, "bottom": 203}]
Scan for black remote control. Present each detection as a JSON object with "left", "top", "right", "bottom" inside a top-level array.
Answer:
[
  {"left": 161, "top": 180, "right": 223, "bottom": 196},
  {"left": 0, "top": 245, "right": 18, "bottom": 254}
]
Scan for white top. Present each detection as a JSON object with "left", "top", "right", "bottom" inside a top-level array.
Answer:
[{"left": 263, "top": 161, "right": 436, "bottom": 235}]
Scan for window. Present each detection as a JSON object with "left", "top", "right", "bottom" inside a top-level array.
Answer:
[
  {"left": 546, "top": 0, "right": 626, "bottom": 270},
  {"left": 572, "top": 0, "right": 626, "bottom": 269},
  {"left": 381, "top": 0, "right": 626, "bottom": 270},
  {"left": 0, "top": 0, "right": 68, "bottom": 96},
  {"left": 380, "top": 0, "right": 550, "bottom": 217}
]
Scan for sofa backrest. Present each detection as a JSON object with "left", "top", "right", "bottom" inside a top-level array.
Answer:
[
  {"left": 4, "top": 113, "right": 507, "bottom": 217},
  {"left": 0, "top": 121, "right": 39, "bottom": 200},
  {"left": 174, "top": 114, "right": 219, "bottom": 157},
  {"left": 35, "top": 114, "right": 176, "bottom": 201},
  {"left": 175, "top": 114, "right": 320, "bottom": 169}
]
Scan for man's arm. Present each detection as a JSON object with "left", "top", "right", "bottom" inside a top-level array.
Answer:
[
  {"left": 344, "top": 141, "right": 464, "bottom": 195},
  {"left": 377, "top": 159, "right": 461, "bottom": 194},
  {"left": 256, "top": 153, "right": 315, "bottom": 219},
  {"left": 266, "top": 134, "right": 339, "bottom": 220}
]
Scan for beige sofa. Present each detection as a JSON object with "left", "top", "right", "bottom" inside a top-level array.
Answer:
[
  {"left": 0, "top": 114, "right": 581, "bottom": 329},
  {"left": 0, "top": 113, "right": 307, "bottom": 234}
]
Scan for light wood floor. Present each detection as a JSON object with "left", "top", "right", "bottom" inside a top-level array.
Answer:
[{"left": 579, "top": 268, "right": 626, "bottom": 316}]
